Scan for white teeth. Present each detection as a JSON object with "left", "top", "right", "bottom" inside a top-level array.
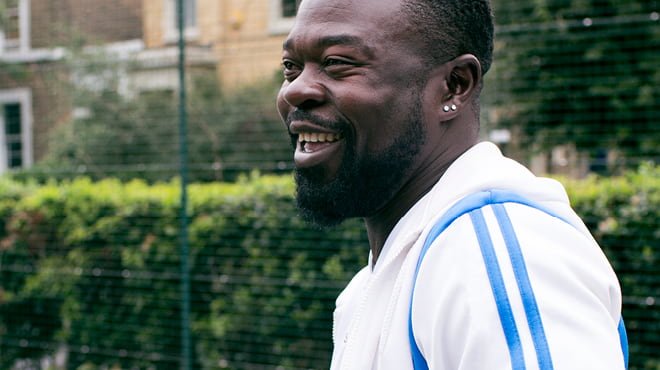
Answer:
[{"left": 298, "top": 132, "right": 342, "bottom": 143}]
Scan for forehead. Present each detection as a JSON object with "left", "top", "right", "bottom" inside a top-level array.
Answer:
[
  {"left": 297, "top": 0, "right": 402, "bottom": 21},
  {"left": 284, "top": 0, "right": 407, "bottom": 52}
]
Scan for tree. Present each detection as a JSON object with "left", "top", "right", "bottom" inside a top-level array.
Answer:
[
  {"left": 26, "top": 50, "right": 291, "bottom": 183},
  {"left": 484, "top": 0, "right": 659, "bottom": 172}
]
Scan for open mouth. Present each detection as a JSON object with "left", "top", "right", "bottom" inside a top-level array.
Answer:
[
  {"left": 292, "top": 130, "right": 345, "bottom": 169},
  {"left": 298, "top": 132, "right": 344, "bottom": 153},
  {"left": 288, "top": 118, "right": 347, "bottom": 168}
]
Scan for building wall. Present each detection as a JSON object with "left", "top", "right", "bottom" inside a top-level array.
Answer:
[
  {"left": 213, "top": 0, "right": 285, "bottom": 88},
  {"left": 3, "top": 0, "right": 285, "bottom": 167},
  {"left": 142, "top": 0, "right": 166, "bottom": 48},
  {"left": 0, "top": 62, "right": 70, "bottom": 162},
  {"left": 31, "top": 0, "right": 143, "bottom": 48},
  {"left": 0, "top": 0, "right": 144, "bottom": 167},
  {"left": 142, "top": 0, "right": 286, "bottom": 89}
]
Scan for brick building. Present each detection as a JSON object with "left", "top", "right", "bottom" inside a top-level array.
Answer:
[
  {"left": 0, "top": 0, "right": 297, "bottom": 173},
  {"left": 137, "top": 0, "right": 297, "bottom": 89},
  {"left": 0, "top": 0, "right": 143, "bottom": 172}
]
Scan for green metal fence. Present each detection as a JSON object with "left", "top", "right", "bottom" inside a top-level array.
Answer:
[{"left": 0, "top": 0, "right": 658, "bottom": 369}]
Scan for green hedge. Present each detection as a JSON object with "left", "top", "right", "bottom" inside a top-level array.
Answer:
[
  {"left": 0, "top": 166, "right": 658, "bottom": 369},
  {"left": 559, "top": 163, "right": 660, "bottom": 369}
]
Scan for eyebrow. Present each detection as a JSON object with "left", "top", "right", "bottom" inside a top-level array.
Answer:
[{"left": 283, "top": 34, "right": 375, "bottom": 56}]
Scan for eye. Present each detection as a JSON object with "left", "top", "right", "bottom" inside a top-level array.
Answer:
[
  {"left": 323, "top": 58, "right": 351, "bottom": 67},
  {"left": 283, "top": 60, "right": 297, "bottom": 70},
  {"left": 282, "top": 60, "right": 301, "bottom": 80},
  {"left": 322, "top": 57, "right": 362, "bottom": 78}
]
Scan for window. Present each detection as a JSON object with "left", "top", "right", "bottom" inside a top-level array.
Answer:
[
  {"left": 0, "top": 89, "right": 32, "bottom": 172},
  {"left": 163, "top": 0, "right": 198, "bottom": 43},
  {"left": 269, "top": 0, "right": 301, "bottom": 34},
  {"left": 281, "top": 0, "right": 301, "bottom": 18},
  {"left": 0, "top": 0, "right": 30, "bottom": 53},
  {"left": 181, "top": 0, "right": 196, "bottom": 30},
  {"left": 3, "top": 103, "right": 22, "bottom": 168}
]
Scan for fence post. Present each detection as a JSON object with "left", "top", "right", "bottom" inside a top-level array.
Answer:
[{"left": 176, "top": 0, "right": 192, "bottom": 369}]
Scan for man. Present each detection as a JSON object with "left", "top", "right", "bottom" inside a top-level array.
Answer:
[{"left": 276, "top": 0, "right": 627, "bottom": 368}]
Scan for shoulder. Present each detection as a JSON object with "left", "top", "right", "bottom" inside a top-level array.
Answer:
[{"left": 409, "top": 194, "right": 624, "bottom": 369}]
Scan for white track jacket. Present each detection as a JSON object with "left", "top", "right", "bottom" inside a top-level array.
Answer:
[{"left": 330, "top": 142, "right": 626, "bottom": 370}]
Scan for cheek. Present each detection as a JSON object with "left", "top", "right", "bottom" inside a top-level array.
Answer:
[{"left": 345, "top": 90, "right": 416, "bottom": 152}]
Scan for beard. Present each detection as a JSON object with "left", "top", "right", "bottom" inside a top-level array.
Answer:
[{"left": 294, "top": 103, "right": 425, "bottom": 228}]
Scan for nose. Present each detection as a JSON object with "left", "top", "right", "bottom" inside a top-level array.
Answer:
[{"left": 279, "top": 68, "right": 326, "bottom": 110}]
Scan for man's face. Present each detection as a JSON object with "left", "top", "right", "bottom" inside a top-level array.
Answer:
[{"left": 276, "top": 0, "right": 430, "bottom": 226}]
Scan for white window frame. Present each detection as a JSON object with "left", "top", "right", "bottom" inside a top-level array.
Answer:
[
  {"left": 268, "top": 0, "right": 299, "bottom": 35},
  {"left": 0, "top": 88, "right": 33, "bottom": 172},
  {"left": 0, "top": 0, "right": 30, "bottom": 54},
  {"left": 162, "top": 0, "right": 199, "bottom": 43}
]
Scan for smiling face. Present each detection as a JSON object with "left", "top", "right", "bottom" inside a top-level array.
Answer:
[{"left": 277, "top": 0, "right": 433, "bottom": 226}]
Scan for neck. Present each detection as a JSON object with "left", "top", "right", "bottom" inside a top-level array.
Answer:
[
  {"left": 365, "top": 124, "right": 478, "bottom": 266},
  {"left": 364, "top": 152, "right": 453, "bottom": 265}
]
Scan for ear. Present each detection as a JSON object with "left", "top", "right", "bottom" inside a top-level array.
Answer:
[{"left": 436, "top": 54, "right": 482, "bottom": 120}]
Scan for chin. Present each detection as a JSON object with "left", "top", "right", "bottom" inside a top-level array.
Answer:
[
  {"left": 294, "top": 167, "right": 352, "bottom": 228},
  {"left": 297, "top": 204, "right": 348, "bottom": 229}
]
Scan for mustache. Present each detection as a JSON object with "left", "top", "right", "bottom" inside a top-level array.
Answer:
[{"left": 286, "top": 109, "right": 348, "bottom": 132}]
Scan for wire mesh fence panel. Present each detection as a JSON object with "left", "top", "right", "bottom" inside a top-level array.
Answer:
[{"left": 0, "top": 0, "right": 658, "bottom": 369}]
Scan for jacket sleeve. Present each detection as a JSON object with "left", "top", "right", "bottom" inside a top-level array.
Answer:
[{"left": 411, "top": 202, "right": 625, "bottom": 369}]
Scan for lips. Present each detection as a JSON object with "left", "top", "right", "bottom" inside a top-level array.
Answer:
[{"left": 289, "top": 121, "right": 345, "bottom": 169}]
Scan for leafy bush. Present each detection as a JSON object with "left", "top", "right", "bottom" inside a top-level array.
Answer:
[
  {"left": 559, "top": 163, "right": 660, "bottom": 369},
  {"left": 485, "top": 0, "right": 659, "bottom": 168},
  {"left": 0, "top": 166, "right": 657, "bottom": 369},
  {"left": 0, "top": 174, "right": 366, "bottom": 369},
  {"left": 12, "top": 67, "right": 291, "bottom": 184}
]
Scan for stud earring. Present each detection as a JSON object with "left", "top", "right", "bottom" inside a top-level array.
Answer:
[
  {"left": 450, "top": 104, "right": 457, "bottom": 111},
  {"left": 443, "top": 105, "right": 450, "bottom": 112}
]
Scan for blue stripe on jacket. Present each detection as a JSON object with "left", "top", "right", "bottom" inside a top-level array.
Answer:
[{"left": 408, "top": 190, "right": 627, "bottom": 369}]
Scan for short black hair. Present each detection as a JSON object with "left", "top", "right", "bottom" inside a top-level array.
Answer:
[{"left": 401, "top": 0, "right": 494, "bottom": 76}]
